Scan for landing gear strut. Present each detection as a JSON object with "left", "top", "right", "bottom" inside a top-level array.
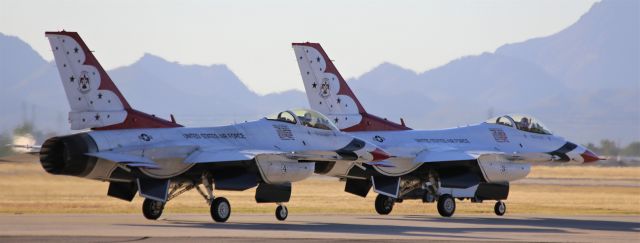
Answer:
[
  {"left": 375, "top": 194, "right": 395, "bottom": 215},
  {"left": 142, "top": 198, "right": 165, "bottom": 220},
  {"left": 275, "top": 204, "right": 288, "bottom": 221},
  {"left": 437, "top": 194, "right": 456, "bottom": 217},
  {"left": 196, "top": 173, "right": 232, "bottom": 223},
  {"left": 494, "top": 201, "right": 506, "bottom": 216}
]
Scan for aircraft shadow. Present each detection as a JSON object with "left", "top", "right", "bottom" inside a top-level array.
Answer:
[
  {"left": 118, "top": 216, "right": 577, "bottom": 240},
  {"left": 362, "top": 215, "right": 640, "bottom": 232}
]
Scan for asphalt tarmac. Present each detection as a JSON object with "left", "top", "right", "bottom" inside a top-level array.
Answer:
[{"left": 0, "top": 214, "right": 638, "bottom": 242}]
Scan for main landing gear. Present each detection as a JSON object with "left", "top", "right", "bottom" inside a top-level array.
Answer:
[
  {"left": 140, "top": 173, "right": 290, "bottom": 223},
  {"left": 211, "top": 197, "right": 231, "bottom": 222},
  {"left": 437, "top": 194, "right": 455, "bottom": 217},
  {"left": 196, "top": 172, "right": 232, "bottom": 222},
  {"left": 375, "top": 194, "right": 395, "bottom": 215},
  {"left": 373, "top": 193, "right": 508, "bottom": 218},
  {"left": 142, "top": 198, "right": 165, "bottom": 220}
]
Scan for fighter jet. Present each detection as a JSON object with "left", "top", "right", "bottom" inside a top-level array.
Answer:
[
  {"left": 292, "top": 42, "right": 600, "bottom": 217},
  {"left": 35, "top": 31, "right": 390, "bottom": 223}
]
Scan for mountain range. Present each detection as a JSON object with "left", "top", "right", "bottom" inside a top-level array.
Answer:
[{"left": 0, "top": 0, "right": 638, "bottom": 145}]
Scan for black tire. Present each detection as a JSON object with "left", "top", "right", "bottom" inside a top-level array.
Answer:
[
  {"left": 494, "top": 201, "right": 506, "bottom": 216},
  {"left": 437, "top": 194, "right": 456, "bottom": 217},
  {"left": 210, "top": 197, "right": 231, "bottom": 222},
  {"left": 142, "top": 198, "right": 164, "bottom": 220},
  {"left": 275, "top": 205, "right": 288, "bottom": 221},
  {"left": 375, "top": 194, "right": 395, "bottom": 215}
]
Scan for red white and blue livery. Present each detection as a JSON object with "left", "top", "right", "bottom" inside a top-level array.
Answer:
[
  {"left": 37, "top": 31, "right": 390, "bottom": 222},
  {"left": 292, "top": 42, "right": 600, "bottom": 217}
]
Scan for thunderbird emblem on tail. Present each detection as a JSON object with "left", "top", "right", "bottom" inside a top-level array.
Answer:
[
  {"left": 319, "top": 78, "right": 331, "bottom": 98},
  {"left": 78, "top": 71, "right": 91, "bottom": 93}
]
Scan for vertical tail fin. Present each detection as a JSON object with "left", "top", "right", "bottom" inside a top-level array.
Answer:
[
  {"left": 292, "top": 42, "right": 409, "bottom": 132},
  {"left": 45, "top": 31, "right": 181, "bottom": 130}
]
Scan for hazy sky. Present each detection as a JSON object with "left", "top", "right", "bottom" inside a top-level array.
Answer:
[{"left": 1, "top": 0, "right": 596, "bottom": 94}]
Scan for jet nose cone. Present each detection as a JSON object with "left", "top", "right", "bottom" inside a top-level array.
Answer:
[
  {"left": 370, "top": 148, "right": 391, "bottom": 162},
  {"left": 581, "top": 150, "right": 600, "bottom": 163}
]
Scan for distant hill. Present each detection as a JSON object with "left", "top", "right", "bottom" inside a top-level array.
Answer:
[
  {"left": 0, "top": 0, "right": 637, "bottom": 145},
  {"left": 0, "top": 33, "right": 66, "bottom": 135},
  {"left": 109, "top": 53, "right": 306, "bottom": 126},
  {"left": 348, "top": 0, "right": 639, "bottom": 144},
  {"left": 0, "top": 34, "right": 305, "bottom": 135},
  {"left": 496, "top": 0, "right": 639, "bottom": 91}
]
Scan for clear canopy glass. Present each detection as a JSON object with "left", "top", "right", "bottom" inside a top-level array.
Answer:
[
  {"left": 266, "top": 110, "right": 297, "bottom": 124},
  {"left": 486, "top": 114, "right": 552, "bottom": 135},
  {"left": 266, "top": 109, "right": 338, "bottom": 131}
]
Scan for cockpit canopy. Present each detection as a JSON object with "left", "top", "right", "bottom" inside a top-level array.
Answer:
[
  {"left": 266, "top": 108, "right": 338, "bottom": 131},
  {"left": 486, "top": 114, "right": 552, "bottom": 135}
]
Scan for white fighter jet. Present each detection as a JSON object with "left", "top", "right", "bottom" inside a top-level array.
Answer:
[
  {"left": 35, "top": 31, "right": 390, "bottom": 222},
  {"left": 292, "top": 42, "right": 600, "bottom": 217}
]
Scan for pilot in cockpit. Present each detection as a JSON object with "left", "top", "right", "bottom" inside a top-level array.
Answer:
[
  {"left": 518, "top": 117, "right": 530, "bottom": 132},
  {"left": 300, "top": 113, "right": 314, "bottom": 128},
  {"left": 314, "top": 118, "right": 332, "bottom": 130}
]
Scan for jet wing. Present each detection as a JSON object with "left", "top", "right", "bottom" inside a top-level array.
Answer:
[
  {"left": 415, "top": 149, "right": 556, "bottom": 163},
  {"left": 184, "top": 149, "right": 272, "bottom": 163},
  {"left": 185, "top": 148, "right": 357, "bottom": 164},
  {"left": 85, "top": 142, "right": 199, "bottom": 169},
  {"left": 87, "top": 142, "right": 376, "bottom": 168},
  {"left": 414, "top": 149, "right": 506, "bottom": 163}
]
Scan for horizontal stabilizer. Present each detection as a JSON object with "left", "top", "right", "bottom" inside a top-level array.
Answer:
[
  {"left": 86, "top": 152, "right": 159, "bottom": 168},
  {"left": 6, "top": 144, "right": 41, "bottom": 155}
]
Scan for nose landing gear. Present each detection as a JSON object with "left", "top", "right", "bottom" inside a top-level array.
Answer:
[
  {"left": 275, "top": 204, "right": 288, "bottom": 221},
  {"left": 494, "top": 200, "right": 506, "bottom": 216}
]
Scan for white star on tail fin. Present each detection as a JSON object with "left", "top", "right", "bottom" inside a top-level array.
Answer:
[
  {"left": 292, "top": 43, "right": 410, "bottom": 132},
  {"left": 45, "top": 31, "right": 181, "bottom": 130}
]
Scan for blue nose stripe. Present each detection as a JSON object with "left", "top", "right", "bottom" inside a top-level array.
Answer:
[{"left": 547, "top": 142, "right": 578, "bottom": 162}]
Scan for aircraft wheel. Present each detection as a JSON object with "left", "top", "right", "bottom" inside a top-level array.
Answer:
[
  {"left": 494, "top": 201, "right": 506, "bottom": 216},
  {"left": 437, "top": 194, "right": 456, "bottom": 217},
  {"left": 375, "top": 194, "right": 395, "bottom": 215},
  {"left": 275, "top": 205, "right": 288, "bottom": 221},
  {"left": 210, "top": 197, "right": 231, "bottom": 222},
  {"left": 142, "top": 198, "right": 165, "bottom": 220}
]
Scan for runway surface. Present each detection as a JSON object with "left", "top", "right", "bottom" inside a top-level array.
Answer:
[{"left": 0, "top": 214, "right": 638, "bottom": 242}]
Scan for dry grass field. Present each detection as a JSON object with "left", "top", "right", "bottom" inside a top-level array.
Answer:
[{"left": 0, "top": 154, "right": 638, "bottom": 216}]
